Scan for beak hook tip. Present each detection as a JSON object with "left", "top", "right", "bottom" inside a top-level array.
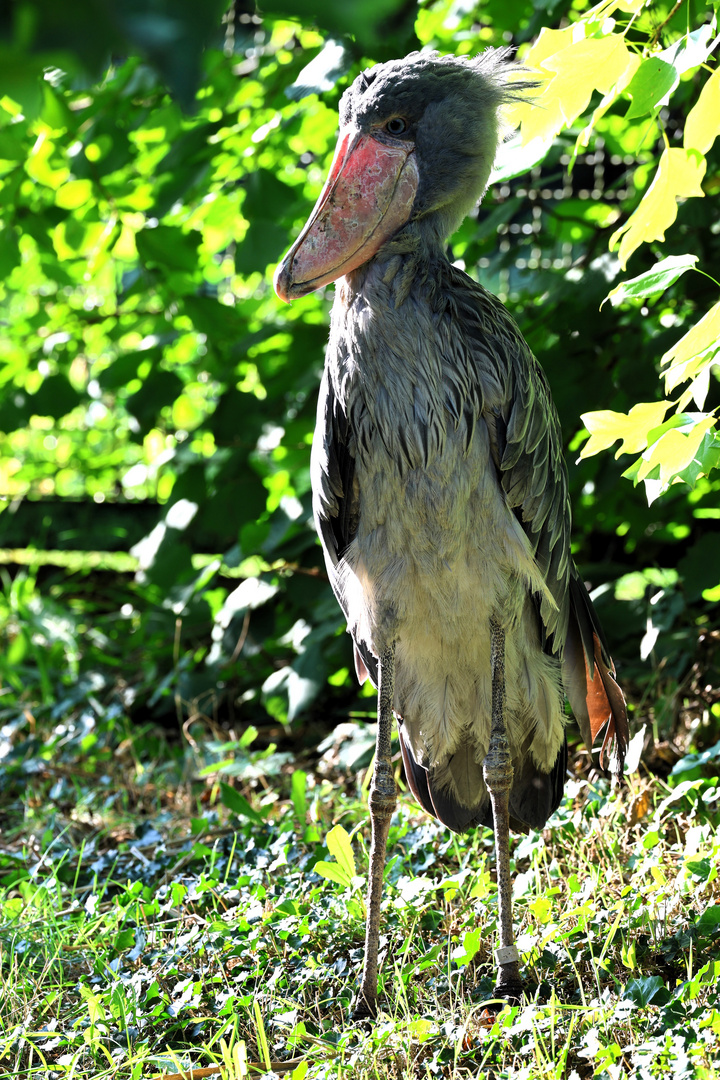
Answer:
[{"left": 273, "top": 256, "right": 293, "bottom": 303}]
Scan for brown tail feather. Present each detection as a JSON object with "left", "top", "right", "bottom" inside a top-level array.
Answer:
[
  {"left": 563, "top": 574, "right": 629, "bottom": 777},
  {"left": 592, "top": 633, "right": 629, "bottom": 772}
]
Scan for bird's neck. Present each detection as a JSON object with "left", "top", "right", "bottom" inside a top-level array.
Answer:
[
  {"left": 327, "top": 224, "right": 481, "bottom": 473},
  {"left": 343, "top": 221, "right": 449, "bottom": 309}
]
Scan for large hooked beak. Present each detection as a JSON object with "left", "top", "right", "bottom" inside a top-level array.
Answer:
[{"left": 274, "top": 127, "right": 419, "bottom": 302}]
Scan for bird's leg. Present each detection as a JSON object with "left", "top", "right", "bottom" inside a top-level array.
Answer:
[
  {"left": 483, "top": 618, "right": 523, "bottom": 1001},
  {"left": 353, "top": 642, "right": 396, "bottom": 1021}
]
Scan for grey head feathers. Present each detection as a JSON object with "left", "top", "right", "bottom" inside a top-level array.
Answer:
[{"left": 340, "top": 49, "right": 537, "bottom": 242}]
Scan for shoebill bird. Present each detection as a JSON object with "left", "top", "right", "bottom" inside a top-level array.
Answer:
[{"left": 274, "top": 49, "right": 628, "bottom": 1020}]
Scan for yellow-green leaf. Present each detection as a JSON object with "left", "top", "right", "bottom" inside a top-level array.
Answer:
[
  {"left": 530, "top": 895, "right": 553, "bottom": 924},
  {"left": 610, "top": 148, "right": 706, "bottom": 269},
  {"left": 545, "top": 33, "right": 639, "bottom": 111},
  {"left": 576, "top": 44, "right": 641, "bottom": 150},
  {"left": 676, "top": 369, "right": 711, "bottom": 413},
  {"left": 510, "top": 30, "right": 639, "bottom": 146},
  {"left": 622, "top": 938, "right": 637, "bottom": 970},
  {"left": 684, "top": 67, "right": 720, "bottom": 155},
  {"left": 637, "top": 416, "right": 717, "bottom": 485},
  {"left": 523, "top": 23, "right": 579, "bottom": 70},
  {"left": 662, "top": 301, "right": 720, "bottom": 394},
  {"left": 658, "top": 24, "right": 716, "bottom": 77},
  {"left": 579, "top": 401, "right": 672, "bottom": 459},
  {"left": 505, "top": 24, "right": 579, "bottom": 141},
  {"left": 25, "top": 128, "right": 69, "bottom": 189},
  {"left": 55, "top": 178, "right": 94, "bottom": 210},
  {"left": 577, "top": 58, "right": 643, "bottom": 148},
  {"left": 325, "top": 824, "right": 357, "bottom": 880},
  {"left": 314, "top": 861, "right": 352, "bottom": 888},
  {"left": 406, "top": 1019, "right": 435, "bottom": 1042}
]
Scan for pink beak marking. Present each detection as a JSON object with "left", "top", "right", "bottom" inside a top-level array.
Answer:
[{"left": 274, "top": 128, "right": 419, "bottom": 302}]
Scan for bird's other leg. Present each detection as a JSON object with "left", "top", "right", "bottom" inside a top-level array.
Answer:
[
  {"left": 353, "top": 642, "right": 397, "bottom": 1021},
  {"left": 483, "top": 618, "right": 523, "bottom": 1002}
]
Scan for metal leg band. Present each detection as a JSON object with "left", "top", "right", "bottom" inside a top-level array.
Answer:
[{"left": 495, "top": 944, "right": 520, "bottom": 966}]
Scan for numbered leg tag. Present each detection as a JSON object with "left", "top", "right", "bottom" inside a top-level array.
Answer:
[{"left": 495, "top": 944, "right": 520, "bottom": 966}]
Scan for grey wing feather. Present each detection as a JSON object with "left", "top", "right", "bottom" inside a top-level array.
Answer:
[
  {"left": 448, "top": 268, "right": 572, "bottom": 652},
  {"left": 495, "top": 340, "right": 629, "bottom": 768},
  {"left": 311, "top": 368, "right": 378, "bottom": 685},
  {"left": 497, "top": 351, "right": 571, "bottom": 649},
  {"left": 448, "top": 267, "right": 628, "bottom": 771}
]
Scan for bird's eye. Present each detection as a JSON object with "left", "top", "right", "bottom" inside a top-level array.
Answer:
[{"left": 385, "top": 117, "right": 409, "bottom": 136}]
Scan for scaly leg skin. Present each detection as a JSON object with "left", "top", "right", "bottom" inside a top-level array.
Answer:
[
  {"left": 483, "top": 618, "right": 523, "bottom": 1003},
  {"left": 352, "top": 643, "right": 397, "bottom": 1021}
]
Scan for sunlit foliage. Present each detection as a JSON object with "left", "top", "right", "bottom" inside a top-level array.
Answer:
[{"left": 0, "top": 0, "right": 718, "bottom": 760}]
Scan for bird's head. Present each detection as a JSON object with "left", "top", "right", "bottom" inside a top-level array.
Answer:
[{"left": 275, "top": 49, "right": 531, "bottom": 302}]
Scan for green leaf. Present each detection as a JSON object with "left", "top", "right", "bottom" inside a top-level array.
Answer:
[
  {"left": 136, "top": 225, "right": 201, "bottom": 272},
  {"left": 644, "top": 412, "right": 695, "bottom": 446},
  {"left": 126, "top": 370, "right": 185, "bottom": 429},
  {"left": 673, "top": 430, "right": 720, "bottom": 490},
  {"left": 636, "top": 414, "right": 716, "bottom": 487},
  {"left": 235, "top": 220, "right": 291, "bottom": 275},
  {"left": 253, "top": 996, "right": 272, "bottom": 1071},
  {"left": 41, "top": 82, "right": 74, "bottom": 130},
  {"left": 182, "top": 296, "right": 248, "bottom": 342},
  {"left": 624, "top": 58, "right": 678, "bottom": 120},
  {"left": 452, "top": 927, "right": 482, "bottom": 966},
  {"left": 672, "top": 742, "right": 720, "bottom": 775},
  {"left": 97, "top": 348, "right": 160, "bottom": 391},
  {"left": 114, "top": 929, "right": 135, "bottom": 951},
  {"left": 219, "top": 781, "right": 265, "bottom": 826},
  {"left": 243, "top": 169, "right": 303, "bottom": 222},
  {"left": 291, "top": 769, "right": 307, "bottom": 825},
  {"left": 0, "top": 48, "right": 44, "bottom": 118},
  {"left": 29, "top": 374, "right": 83, "bottom": 419},
  {"left": 0, "top": 227, "right": 21, "bottom": 277},
  {"left": 696, "top": 906, "right": 720, "bottom": 933},
  {"left": 268, "top": 0, "right": 417, "bottom": 54},
  {"left": 604, "top": 254, "right": 698, "bottom": 307},
  {"left": 685, "top": 859, "right": 712, "bottom": 881},
  {"left": 0, "top": 129, "right": 27, "bottom": 161},
  {"left": 238, "top": 725, "right": 259, "bottom": 749},
  {"left": 677, "top": 533, "right": 720, "bottom": 600},
  {"left": 622, "top": 975, "right": 671, "bottom": 1007}
]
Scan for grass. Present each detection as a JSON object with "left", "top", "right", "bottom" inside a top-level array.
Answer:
[
  {"left": 2, "top": 706, "right": 720, "bottom": 1080},
  {"left": 1, "top": 558, "right": 719, "bottom": 1079}
]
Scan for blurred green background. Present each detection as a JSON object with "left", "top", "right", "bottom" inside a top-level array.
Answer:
[{"left": 0, "top": 0, "right": 718, "bottom": 769}]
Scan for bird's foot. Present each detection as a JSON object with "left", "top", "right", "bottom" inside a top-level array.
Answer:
[
  {"left": 491, "top": 949, "right": 524, "bottom": 1007},
  {"left": 491, "top": 979, "right": 524, "bottom": 1007}
]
